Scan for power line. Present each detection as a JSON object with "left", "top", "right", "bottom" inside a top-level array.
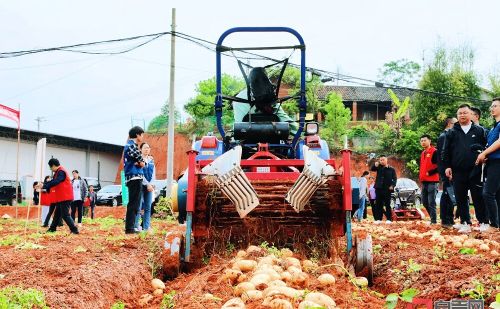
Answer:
[
  {"left": 0, "top": 32, "right": 170, "bottom": 58},
  {"left": 1, "top": 30, "right": 491, "bottom": 104}
]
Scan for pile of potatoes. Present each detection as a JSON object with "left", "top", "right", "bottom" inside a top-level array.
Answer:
[
  {"left": 220, "top": 245, "right": 339, "bottom": 309},
  {"left": 354, "top": 223, "right": 499, "bottom": 256}
]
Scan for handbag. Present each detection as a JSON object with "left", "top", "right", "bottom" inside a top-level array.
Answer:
[{"left": 83, "top": 197, "right": 91, "bottom": 207}]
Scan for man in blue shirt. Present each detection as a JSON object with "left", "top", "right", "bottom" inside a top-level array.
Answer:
[{"left": 476, "top": 98, "right": 500, "bottom": 230}]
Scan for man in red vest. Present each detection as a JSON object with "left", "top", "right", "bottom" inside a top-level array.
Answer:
[
  {"left": 419, "top": 134, "right": 439, "bottom": 224},
  {"left": 38, "top": 158, "right": 79, "bottom": 234}
]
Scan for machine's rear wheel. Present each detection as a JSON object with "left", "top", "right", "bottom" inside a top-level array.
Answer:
[{"left": 353, "top": 234, "right": 374, "bottom": 286}]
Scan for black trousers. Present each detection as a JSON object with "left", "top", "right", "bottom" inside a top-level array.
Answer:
[
  {"left": 453, "top": 170, "right": 487, "bottom": 225},
  {"left": 49, "top": 201, "right": 78, "bottom": 232},
  {"left": 125, "top": 179, "right": 143, "bottom": 232},
  {"left": 90, "top": 205, "right": 96, "bottom": 219},
  {"left": 374, "top": 189, "right": 392, "bottom": 221},
  {"left": 43, "top": 204, "right": 56, "bottom": 226},
  {"left": 484, "top": 160, "right": 500, "bottom": 228},
  {"left": 440, "top": 180, "right": 455, "bottom": 225},
  {"left": 71, "top": 200, "right": 83, "bottom": 223}
]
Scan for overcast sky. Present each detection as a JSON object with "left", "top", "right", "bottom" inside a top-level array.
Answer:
[{"left": 0, "top": 0, "right": 499, "bottom": 145}]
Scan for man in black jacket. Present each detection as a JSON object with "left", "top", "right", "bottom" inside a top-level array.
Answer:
[
  {"left": 370, "top": 155, "right": 397, "bottom": 223},
  {"left": 437, "top": 117, "right": 457, "bottom": 228},
  {"left": 443, "top": 103, "right": 487, "bottom": 233}
]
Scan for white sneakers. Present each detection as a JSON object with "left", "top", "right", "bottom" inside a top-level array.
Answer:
[
  {"left": 472, "top": 223, "right": 491, "bottom": 233},
  {"left": 374, "top": 220, "right": 392, "bottom": 224},
  {"left": 453, "top": 223, "right": 463, "bottom": 229},
  {"left": 458, "top": 224, "right": 472, "bottom": 234}
]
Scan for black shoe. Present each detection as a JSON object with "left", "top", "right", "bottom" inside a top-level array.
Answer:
[
  {"left": 46, "top": 229, "right": 56, "bottom": 233},
  {"left": 42, "top": 225, "right": 48, "bottom": 228},
  {"left": 125, "top": 230, "right": 139, "bottom": 234},
  {"left": 71, "top": 229, "right": 79, "bottom": 234}
]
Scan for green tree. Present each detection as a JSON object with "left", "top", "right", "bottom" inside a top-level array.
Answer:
[
  {"left": 489, "top": 74, "right": 500, "bottom": 97},
  {"left": 184, "top": 74, "right": 245, "bottom": 129},
  {"left": 378, "top": 59, "right": 421, "bottom": 87},
  {"left": 322, "top": 92, "right": 351, "bottom": 148},
  {"left": 268, "top": 67, "right": 323, "bottom": 118},
  {"left": 412, "top": 44, "right": 481, "bottom": 137},
  {"left": 147, "top": 101, "right": 180, "bottom": 133},
  {"left": 386, "top": 88, "right": 410, "bottom": 138}
]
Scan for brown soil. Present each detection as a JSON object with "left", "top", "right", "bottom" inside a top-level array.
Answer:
[
  {"left": 0, "top": 206, "right": 126, "bottom": 220},
  {"left": 1, "top": 212, "right": 499, "bottom": 308}
]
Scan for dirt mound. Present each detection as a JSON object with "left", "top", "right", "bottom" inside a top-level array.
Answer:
[{"left": 114, "top": 133, "right": 192, "bottom": 184}]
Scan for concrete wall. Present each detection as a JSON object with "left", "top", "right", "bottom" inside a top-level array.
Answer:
[{"left": 0, "top": 137, "right": 121, "bottom": 198}]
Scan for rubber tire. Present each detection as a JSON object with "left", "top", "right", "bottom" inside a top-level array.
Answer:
[{"left": 112, "top": 198, "right": 118, "bottom": 207}]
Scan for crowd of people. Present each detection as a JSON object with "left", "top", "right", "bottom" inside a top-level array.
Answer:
[
  {"left": 32, "top": 126, "right": 156, "bottom": 234},
  {"left": 353, "top": 98, "right": 500, "bottom": 234}
]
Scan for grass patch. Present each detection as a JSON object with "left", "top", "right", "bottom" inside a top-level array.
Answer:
[
  {"left": 110, "top": 301, "right": 125, "bottom": 309},
  {"left": 0, "top": 235, "right": 23, "bottom": 246},
  {"left": 0, "top": 286, "right": 49, "bottom": 308},
  {"left": 74, "top": 246, "right": 88, "bottom": 253},
  {"left": 90, "top": 217, "right": 122, "bottom": 230},
  {"left": 15, "top": 242, "right": 46, "bottom": 250}
]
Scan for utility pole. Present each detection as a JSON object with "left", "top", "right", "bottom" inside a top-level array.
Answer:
[
  {"left": 165, "top": 8, "right": 176, "bottom": 197},
  {"left": 35, "top": 116, "right": 46, "bottom": 132}
]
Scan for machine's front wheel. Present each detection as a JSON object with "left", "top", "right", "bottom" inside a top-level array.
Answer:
[
  {"left": 353, "top": 234, "right": 374, "bottom": 286},
  {"left": 161, "top": 226, "right": 185, "bottom": 280}
]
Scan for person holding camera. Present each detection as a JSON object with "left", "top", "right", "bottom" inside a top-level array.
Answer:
[
  {"left": 443, "top": 103, "right": 488, "bottom": 233},
  {"left": 370, "top": 155, "right": 397, "bottom": 223}
]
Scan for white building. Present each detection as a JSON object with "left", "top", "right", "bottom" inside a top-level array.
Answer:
[{"left": 0, "top": 125, "right": 122, "bottom": 198}]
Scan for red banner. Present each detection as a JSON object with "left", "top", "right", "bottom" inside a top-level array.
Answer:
[{"left": 0, "top": 104, "right": 20, "bottom": 129}]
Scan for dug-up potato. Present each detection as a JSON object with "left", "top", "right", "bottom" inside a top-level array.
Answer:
[
  {"left": 298, "top": 300, "right": 325, "bottom": 309},
  {"left": 221, "top": 297, "right": 246, "bottom": 309},
  {"left": 317, "top": 273, "right": 336, "bottom": 286},
  {"left": 250, "top": 273, "right": 272, "bottom": 289},
  {"left": 254, "top": 268, "right": 281, "bottom": 281},
  {"left": 268, "top": 280, "right": 287, "bottom": 288},
  {"left": 151, "top": 278, "right": 165, "bottom": 290},
  {"left": 224, "top": 269, "right": 243, "bottom": 282},
  {"left": 302, "top": 259, "right": 318, "bottom": 271},
  {"left": 353, "top": 277, "right": 369, "bottom": 288},
  {"left": 153, "top": 289, "right": 164, "bottom": 297},
  {"left": 258, "top": 256, "right": 277, "bottom": 267},
  {"left": 234, "top": 260, "right": 258, "bottom": 272},
  {"left": 287, "top": 266, "right": 302, "bottom": 275},
  {"left": 304, "top": 292, "right": 337, "bottom": 309},
  {"left": 283, "top": 257, "right": 301, "bottom": 269},
  {"left": 246, "top": 245, "right": 263, "bottom": 255},
  {"left": 234, "top": 282, "right": 256, "bottom": 296},
  {"left": 280, "top": 271, "right": 292, "bottom": 282},
  {"left": 280, "top": 248, "right": 294, "bottom": 258},
  {"left": 479, "top": 244, "right": 490, "bottom": 251},
  {"left": 237, "top": 250, "right": 247, "bottom": 258},
  {"left": 291, "top": 271, "right": 309, "bottom": 286},
  {"left": 240, "top": 290, "right": 263, "bottom": 302},
  {"left": 263, "top": 286, "right": 303, "bottom": 299},
  {"left": 268, "top": 298, "right": 293, "bottom": 309}
]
